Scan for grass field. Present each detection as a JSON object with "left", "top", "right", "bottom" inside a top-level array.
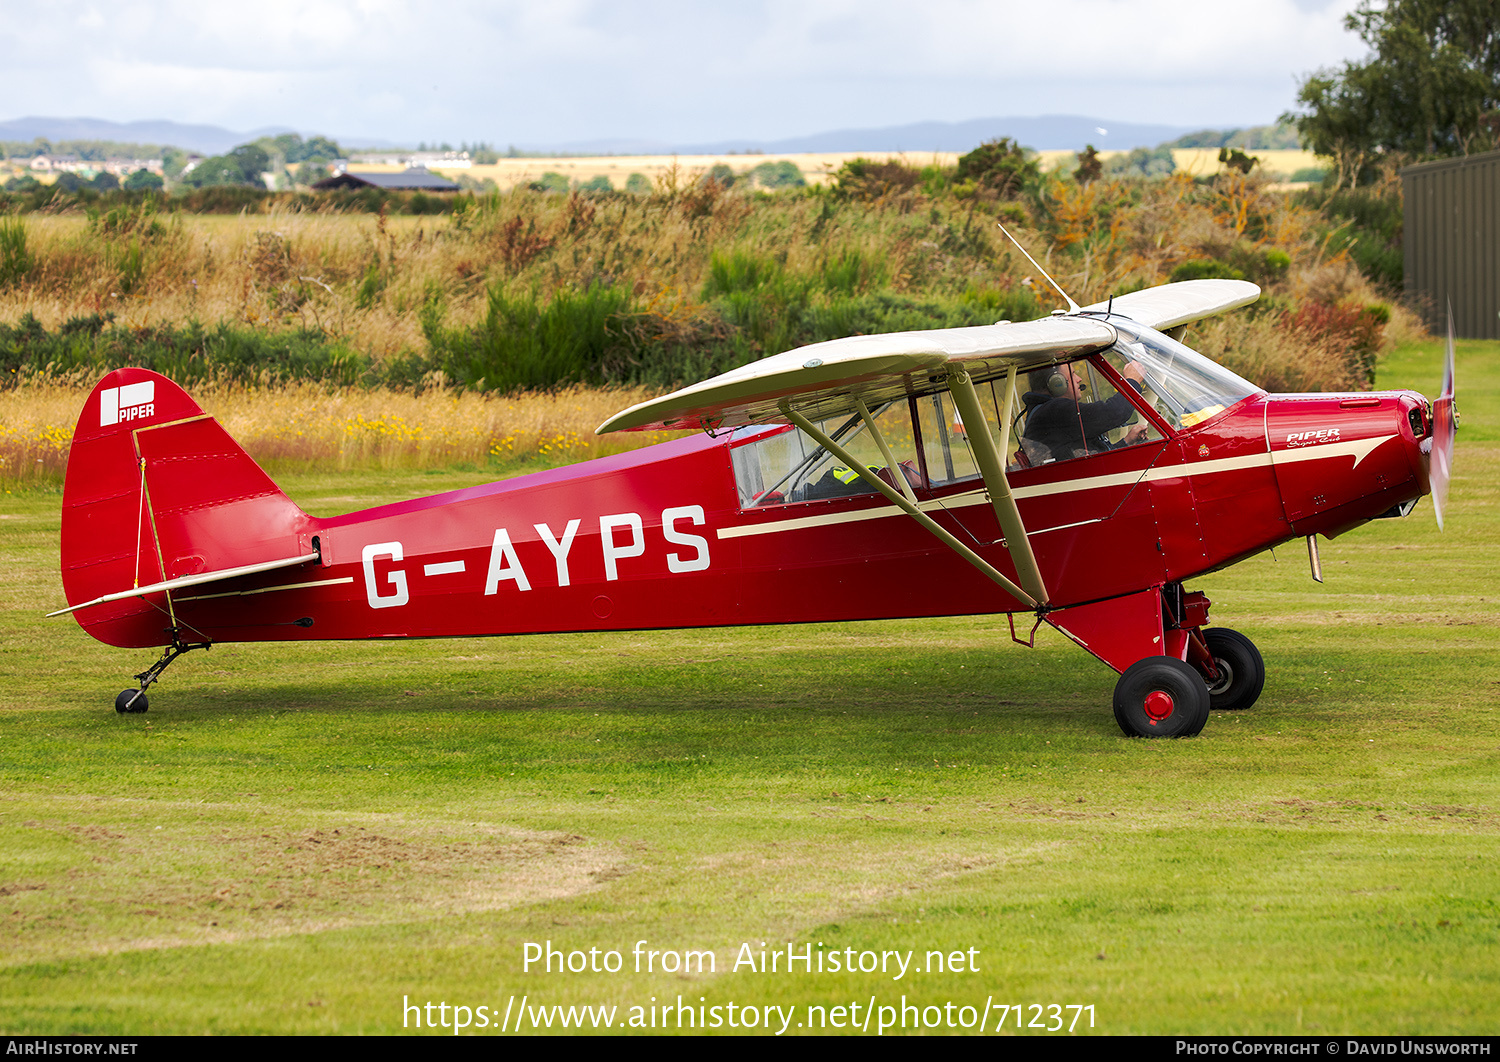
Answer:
[{"left": 0, "top": 338, "right": 1495, "bottom": 1035}]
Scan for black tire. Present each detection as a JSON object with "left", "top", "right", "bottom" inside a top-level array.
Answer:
[
  {"left": 115, "top": 689, "right": 148, "bottom": 714},
  {"left": 1201, "top": 628, "right": 1265, "bottom": 711},
  {"left": 1113, "top": 657, "right": 1210, "bottom": 738}
]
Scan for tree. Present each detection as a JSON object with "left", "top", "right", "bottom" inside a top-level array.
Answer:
[
  {"left": 182, "top": 143, "right": 271, "bottom": 188},
  {"left": 955, "top": 137, "right": 1039, "bottom": 197},
  {"left": 1286, "top": 0, "right": 1499, "bottom": 186},
  {"left": 1074, "top": 145, "right": 1102, "bottom": 185},
  {"left": 123, "top": 170, "right": 165, "bottom": 191}
]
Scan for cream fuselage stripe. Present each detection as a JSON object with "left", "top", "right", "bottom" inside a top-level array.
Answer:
[{"left": 715, "top": 434, "right": 1399, "bottom": 541}]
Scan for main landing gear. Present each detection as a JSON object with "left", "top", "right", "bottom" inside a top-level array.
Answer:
[
  {"left": 1199, "top": 627, "right": 1266, "bottom": 712},
  {"left": 1113, "top": 657, "right": 1210, "bottom": 738},
  {"left": 1109, "top": 626, "right": 1267, "bottom": 738},
  {"left": 114, "top": 631, "right": 211, "bottom": 714}
]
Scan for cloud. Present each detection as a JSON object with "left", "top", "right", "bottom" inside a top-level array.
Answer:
[{"left": 0, "top": 0, "right": 1369, "bottom": 145}]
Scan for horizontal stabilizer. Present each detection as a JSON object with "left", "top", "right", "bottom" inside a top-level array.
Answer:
[
  {"left": 1081, "top": 279, "right": 1260, "bottom": 331},
  {"left": 47, "top": 551, "right": 321, "bottom": 617},
  {"left": 599, "top": 316, "right": 1116, "bottom": 434}
]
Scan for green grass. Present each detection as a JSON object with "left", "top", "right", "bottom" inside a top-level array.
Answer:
[{"left": 0, "top": 340, "right": 1496, "bottom": 1034}]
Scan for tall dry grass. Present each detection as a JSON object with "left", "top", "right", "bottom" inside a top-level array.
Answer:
[{"left": 0, "top": 375, "right": 687, "bottom": 490}]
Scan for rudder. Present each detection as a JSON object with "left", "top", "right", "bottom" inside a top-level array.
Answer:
[{"left": 61, "top": 369, "right": 312, "bottom": 648}]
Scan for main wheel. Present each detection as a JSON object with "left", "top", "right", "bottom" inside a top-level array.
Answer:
[
  {"left": 1201, "top": 628, "right": 1265, "bottom": 711},
  {"left": 114, "top": 689, "right": 148, "bottom": 714},
  {"left": 1113, "top": 657, "right": 1210, "bottom": 738}
]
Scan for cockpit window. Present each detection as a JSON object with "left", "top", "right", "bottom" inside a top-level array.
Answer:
[
  {"left": 1101, "top": 316, "right": 1261, "bottom": 430},
  {"left": 1015, "top": 357, "right": 1163, "bottom": 466},
  {"left": 730, "top": 401, "right": 919, "bottom": 507}
]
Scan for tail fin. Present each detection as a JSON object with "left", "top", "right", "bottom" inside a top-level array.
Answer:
[{"left": 61, "top": 369, "right": 312, "bottom": 648}]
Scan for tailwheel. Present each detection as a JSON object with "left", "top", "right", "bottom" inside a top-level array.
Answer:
[
  {"left": 1113, "top": 657, "right": 1210, "bottom": 738},
  {"left": 1201, "top": 628, "right": 1265, "bottom": 711},
  {"left": 115, "top": 689, "right": 148, "bottom": 714},
  {"left": 110, "top": 632, "right": 210, "bottom": 715}
]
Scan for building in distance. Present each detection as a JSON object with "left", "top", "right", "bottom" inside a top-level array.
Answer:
[{"left": 312, "top": 167, "right": 461, "bottom": 192}]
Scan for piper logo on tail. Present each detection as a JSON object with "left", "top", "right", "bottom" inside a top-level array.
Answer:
[{"left": 100, "top": 382, "right": 156, "bottom": 426}]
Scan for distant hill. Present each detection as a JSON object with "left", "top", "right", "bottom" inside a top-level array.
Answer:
[
  {"left": 0, "top": 113, "right": 1292, "bottom": 161},
  {"left": 539, "top": 115, "right": 1202, "bottom": 156},
  {"left": 0, "top": 117, "right": 402, "bottom": 156}
]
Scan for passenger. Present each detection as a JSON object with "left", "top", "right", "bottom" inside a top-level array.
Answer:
[
  {"left": 806, "top": 461, "right": 922, "bottom": 499},
  {"left": 1021, "top": 361, "right": 1149, "bottom": 463}
]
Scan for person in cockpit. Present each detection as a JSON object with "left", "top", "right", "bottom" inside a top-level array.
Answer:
[{"left": 1020, "top": 360, "right": 1149, "bottom": 463}]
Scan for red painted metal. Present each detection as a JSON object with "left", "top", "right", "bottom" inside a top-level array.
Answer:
[
  {"left": 1143, "top": 691, "right": 1175, "bottom": 721},
  {"left": 58, "top": 355, "right": 1436, "bottom": 701}
]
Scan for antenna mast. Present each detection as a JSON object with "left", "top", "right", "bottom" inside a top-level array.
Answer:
[{"left": 997, "top": 222, "right": 1080, "bottom": 314}]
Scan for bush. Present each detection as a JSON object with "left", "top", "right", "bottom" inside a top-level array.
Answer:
[
  {"left": 747, "top": 161, "right": 804, "bottom": 189},
  {"left": 956, "top": 138, "right": 1039, "bottom": 197},
  {"left": 0, "top": 314, "right": 369, "bottom": 387},
  {"left": 1170, "top": 259, "right": 1245, "bottom": 283},
  {"left": 430, "top": 283, "right": 639, "bottom": 391},
  {"left": 0, "top": 216, "right": 34, "bottom": 287},
  {"left": 1296, "top": 185, "right": 1403, "bottom": 291},
  {"left": 1104, "top": 148, "right": 1174, "bottom": 178},
  {"left": 832, "top": 158, "right": 920, "bottom": 201},
  {"left": 530, "top": 172, "right": 570, "bottom": 195}
]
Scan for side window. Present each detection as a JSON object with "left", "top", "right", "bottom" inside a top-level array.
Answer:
[
  {"left": 730, "top": 402, "right": 919, "bottom": 507},
  {"left": 916, "top": 390, "right": 981, "bottom": 486},
  {"left": 1014, "top": 358, "right": 1162, "bottom": 467}
]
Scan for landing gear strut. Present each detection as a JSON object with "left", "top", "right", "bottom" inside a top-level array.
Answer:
[{"left": 114, "top": 630, "right": 211, "bottom": 714}]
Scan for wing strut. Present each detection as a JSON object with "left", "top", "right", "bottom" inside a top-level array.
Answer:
[
  {"left": 783, "top": 405, "right": 1039, "bottom": 611},
  {"left": 947, "top": 368, "right": 1050, "bottom": 605},
  {"left": 47, "top": 551, "right": 322, "bottom": 617}
]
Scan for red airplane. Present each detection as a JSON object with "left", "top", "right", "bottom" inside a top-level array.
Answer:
[{"left": 51, "top": 278, "right": 1456, "bottom": 737}]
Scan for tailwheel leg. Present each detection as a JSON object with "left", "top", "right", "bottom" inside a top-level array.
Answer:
[{"left": 114, "top": 631, "right": 211, "bottom": 715}]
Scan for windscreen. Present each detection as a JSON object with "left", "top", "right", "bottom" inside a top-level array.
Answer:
[{"left": 1101, "top": 315, "right": 1261, "bottom": 430}]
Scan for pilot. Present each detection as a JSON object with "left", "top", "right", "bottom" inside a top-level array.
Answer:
[{"left": 1021, "top": 361, "right": 1149, "bottom": 463}]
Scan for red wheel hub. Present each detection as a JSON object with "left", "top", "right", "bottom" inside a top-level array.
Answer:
[{"left": 1143, "top": 690, "right": 1175, "bottom": 722}]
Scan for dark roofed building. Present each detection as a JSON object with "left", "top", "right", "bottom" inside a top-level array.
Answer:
[{"left": 313, "top": 167, "right": 460, "bottom": 192}]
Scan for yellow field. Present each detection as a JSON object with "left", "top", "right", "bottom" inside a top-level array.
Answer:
[
  {"left": 0, "top": 376, "right": 690, "bottom": 488},
  {"left": 373, "top": 148, "right": 1325, "bottom": 190},
  {"left": 352, "top": 152, "right": 961, "bottom": 189},
  {"left": 2, "top": 146, "right": 1326, "bottom": 194}
]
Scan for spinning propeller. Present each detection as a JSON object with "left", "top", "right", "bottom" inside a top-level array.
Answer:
[{"left": 1428, "top": 306, "right": 1459, "bottom": 529}]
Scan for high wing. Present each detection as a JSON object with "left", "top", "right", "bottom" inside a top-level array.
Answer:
[
  {"left": 597, "top": 316, "right": 1117, "bottom": 434},
  {"left": 1080, "top": 278, "right": 1260, "bottom": 332}
]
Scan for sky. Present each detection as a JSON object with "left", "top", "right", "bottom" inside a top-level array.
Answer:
[{"left": 0, "top": 0, "right": 1373, "bottom": 147}]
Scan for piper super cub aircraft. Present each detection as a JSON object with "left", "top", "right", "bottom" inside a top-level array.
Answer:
[{"left": 51, "top": 276, "right": 1457, "bottom": 737}]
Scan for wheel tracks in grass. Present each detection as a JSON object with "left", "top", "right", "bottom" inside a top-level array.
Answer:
[
  {"left": 1222, "top": 797, "right": 1500, "bottom": 832},
  {"left": 0, "top": 794, "right": 629, "bottom": 966},
  {"left": 671, "top": 837, "right": 1066, "bottom": 972}
]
